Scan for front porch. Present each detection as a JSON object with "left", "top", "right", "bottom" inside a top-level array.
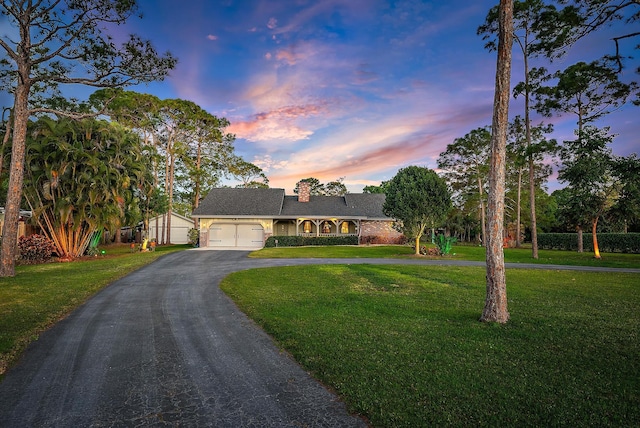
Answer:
[{"left": 274, "top": 218, "right": 360, "bottom": 238}]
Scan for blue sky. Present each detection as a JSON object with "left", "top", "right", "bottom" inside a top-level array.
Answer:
[{"left": 2, "top": 0, "right": 638, "bottom": 193}]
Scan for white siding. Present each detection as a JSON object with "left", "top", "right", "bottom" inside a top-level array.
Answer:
[{"left": 148, "top": 214, "right": 194, "bottom": 244}]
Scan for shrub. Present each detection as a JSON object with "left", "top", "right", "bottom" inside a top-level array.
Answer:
[
  {"left": 360, "top": 235, "right": 407, "bottom": 245},
  {"left": 188, "top": 228, "right": 200, "bottom": 247},
  {"left": 18, "top": 234, "right": 56, "bottom": 264},
  {"left": 435, "top": 234, "right": 456, "bottom": 255},
  {"left": 538, "top": 233, "right": 640, "bottom": 253},
  {"left": 265, "top": 235, "right": 358, "bottom": 247}
]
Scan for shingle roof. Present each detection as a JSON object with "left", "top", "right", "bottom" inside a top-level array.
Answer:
[
  {"left": 344, "top": 193, "right": 388, "bottom": 219},
  {"left": 192, "top": 188, "right": 285, "bottom": 217},
  {"left": 192, "top": 188, "right": 390, "bottom": 219}
]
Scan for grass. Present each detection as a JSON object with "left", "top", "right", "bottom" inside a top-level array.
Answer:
[
  {"left": 0, "top": 243, "right": 188, "bottom": 376},
  {"left": 251, "top": 244, "right": 640, "bottom": 269},
  {"left": 221, "top": 264, "right": 640, "bottom": 427}
]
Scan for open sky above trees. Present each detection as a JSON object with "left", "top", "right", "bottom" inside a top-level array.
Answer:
[{"left": 1, "top": 0, "right": 636, "bottom": 193}]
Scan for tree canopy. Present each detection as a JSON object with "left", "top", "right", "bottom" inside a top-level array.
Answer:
[{"left": 383, "top": 166, "right": 451, "bottom": 256}]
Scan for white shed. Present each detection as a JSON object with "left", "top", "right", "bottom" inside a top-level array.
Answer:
[{"left": 148, "top": 213, "right": 194, "bottom": 244}]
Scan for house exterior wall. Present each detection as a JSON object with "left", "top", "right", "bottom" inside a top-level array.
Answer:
[
  {"left": 273, "top": 220, "right": 296, "bottom": 236},
  {"left": 359, "top": 220, "right": 405, "bottom": 244}
]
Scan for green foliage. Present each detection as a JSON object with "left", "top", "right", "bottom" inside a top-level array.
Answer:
[
  {"left": 188, "top": 228, "right": 200, "bottom": 247},
  {"left": 293, "top": 177, "right": 348, "bottom": 196},
  {"left": 23, "top": 117, "right": 152, "bottom": 259},
  {"left": 362, "top": 181, "right": 389, "bottom": 194},
  {"left": 539, "top": 233, "right": 640, "bottom": 253},
  {"left": 533, "top": 60, "right": 636, "bottom": 125},
  {"left": 17, "top": 234, "right": 56, "bottom": 264},
  {"left": 294, "top": 177, "right": 325, "bottom": 195},
  {"left": 478, "top": 0, "right": 585, "bottom": 59},
  {"left": 264, "top": 235, "right": 358, "bottom": 247},
  {"left": 435, "top": 234, "right": 457, "bottom": 255},
  {"left": 383, "top": 166, "right": 451, "bottom": 251}
]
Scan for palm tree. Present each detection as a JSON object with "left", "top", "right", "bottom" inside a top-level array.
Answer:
[{"left": 24, "top": 117, "right": 151, "bottom": 259}]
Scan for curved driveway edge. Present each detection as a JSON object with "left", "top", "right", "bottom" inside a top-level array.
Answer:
[
  {"left": 0, "top": 251, "right": 637, "bottom": 427},
  {"left": 0, "top": 251, "right": 368, "bottom": 427}
]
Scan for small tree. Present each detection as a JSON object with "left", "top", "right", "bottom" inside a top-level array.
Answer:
[{"left": 383, "top": 166, "right": 451, "bottom": 256}]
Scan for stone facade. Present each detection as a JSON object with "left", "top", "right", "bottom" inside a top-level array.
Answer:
[{"left": 359, "top": 220, "right": 405, "bottom": 244}]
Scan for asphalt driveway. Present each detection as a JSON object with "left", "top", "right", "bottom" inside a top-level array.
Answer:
[
  {"left": 1, "top": 250, "right": 638, "bottom": 427},
  {"left": 0, "top": 251, "right": 369, "bottom": 427}
]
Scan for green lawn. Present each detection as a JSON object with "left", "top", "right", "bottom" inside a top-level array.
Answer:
[
  {"left": 0, "top": 244, "right": 188, "bottom": 376},
  {"left": 2, "top": 242, "right": 639, "bottom": 426},
  {"left": 221, "top": 264, "right": 640, "bottom": 427},
  {"left": 251, "top": 244, "right": 640, "bottom": 269}
]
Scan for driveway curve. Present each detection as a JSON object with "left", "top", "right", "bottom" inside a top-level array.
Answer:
[{"left": 1, "top": 250, "right": 638, "bottom": 427}]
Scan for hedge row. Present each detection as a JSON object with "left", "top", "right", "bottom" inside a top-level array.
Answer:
[
  {"left": 264, "top": 235, "right": 359, "bottom": 247},
  {"left": 538, "top": 233, "right": 640, "bottom": 253}
]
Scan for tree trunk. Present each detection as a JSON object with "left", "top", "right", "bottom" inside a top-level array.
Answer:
[
  {"left": 414, "top": 236, "right": 420, "bottom": 256},
  {"left": 0, "top": 80, "right": 30, "bottom": 277},
  {"left": 481, "top": 0, "right": 512, "bottom": 324},
  {"left": 516, "top": 168, "right": 522, "bottom": 248},
  {"left": 523, "top": 41, "right": 539, "bottom": 260},
  {"left": 0, "top": 108, "right": 12, "bottom": 180},
  {"left": 528, "top": 156, "right": 538, "bottom": 258},
  {"left": 577, "top": 226, "right": 583, "bottom": 253},
  {"left": 194, "top": 141, "right": 202, "bottom": 210},
  {"left": 592, "top": 217, "right": 601, "bottom": 259},
  {"left": 166, "top": 150, "right": 175, "bottom": 245},
  {"left": 478, "top": 177, "right": 486, "bottom": 247}
]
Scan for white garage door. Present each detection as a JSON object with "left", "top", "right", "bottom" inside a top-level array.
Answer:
[
  {"left": 208, "top": 224, "right": 264, "bottom": 247},
  {"left": 237, "top": 224, "right": 264, "bottom": 247}
]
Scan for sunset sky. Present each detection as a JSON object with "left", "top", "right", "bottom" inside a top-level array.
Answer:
[{"left": 3, "top": 0, "right": 638, "bottom": 193}]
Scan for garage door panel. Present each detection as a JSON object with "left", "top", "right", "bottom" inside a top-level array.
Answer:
[
  {"left": 209, "top": 225, "right": 236, "bottom": 247},
  {"left": 208, "top": 224, "right": 264, "bottom": 247},
  {"left": 237, "top": 224, "right": 264, "bottom": 247}
]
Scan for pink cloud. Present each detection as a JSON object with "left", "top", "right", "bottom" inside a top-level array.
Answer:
[
  {"left": 228, "top": 103, "right": 329, "bottom": 142},
  {"left": 207, "top": 34, "right": 218, "bottom": 41},
  {"left": 269, "top": 134, "right": 437, "bottom": 189}
]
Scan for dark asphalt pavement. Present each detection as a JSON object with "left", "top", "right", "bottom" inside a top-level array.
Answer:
[
  {"left": 1, "top": 250, "right": 638, "bottom": 427},
  {"left": 0, "top": 251, "right": 369, "bottom": 427}
]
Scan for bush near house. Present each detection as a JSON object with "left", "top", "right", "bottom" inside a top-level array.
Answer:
[
  {"left": 264, "top": 235, "right": 358, "bottom": 247},
  {"left": 359, "top": 235, "right": 407, "bottom": 245},
  {"left": 539, "top": 233, "right": 640, "bottom": 253}
]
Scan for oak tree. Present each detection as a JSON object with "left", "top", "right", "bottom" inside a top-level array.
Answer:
[{"left": 382, "top": 166, "right": 451, "bottom": 256}]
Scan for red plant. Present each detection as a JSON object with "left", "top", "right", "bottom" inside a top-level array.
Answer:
[{"left": 17, "top": 234, "right": 56, "bottom": 264}]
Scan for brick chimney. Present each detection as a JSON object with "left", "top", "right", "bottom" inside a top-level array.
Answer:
[{"left": 298, "top": 181, "right": 310, "bottom": 203}]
